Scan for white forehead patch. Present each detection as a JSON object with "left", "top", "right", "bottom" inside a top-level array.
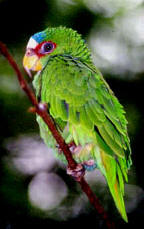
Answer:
[{"left": 27, "top": 37, "right": 38, "bottom": 49}]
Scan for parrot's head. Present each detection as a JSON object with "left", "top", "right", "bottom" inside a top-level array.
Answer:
[{"left": 23, "top": 27, "right": 91, "bottom": 77}]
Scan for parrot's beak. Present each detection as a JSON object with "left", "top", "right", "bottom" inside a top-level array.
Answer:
[{"left": 23, "top": 50, "right": 42, "bottom": 77}]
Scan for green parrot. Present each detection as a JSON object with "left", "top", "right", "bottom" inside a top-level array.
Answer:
[{"left": 23, "top": 27, "right": 132, "bottom": 222}]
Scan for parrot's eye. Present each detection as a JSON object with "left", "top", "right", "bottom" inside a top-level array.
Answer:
[
  {"left": 34, "top": 41, "right": 56, "bottom": 57},
  {"left": 39, "top": 42, "right": 55, "bottom": 54}
]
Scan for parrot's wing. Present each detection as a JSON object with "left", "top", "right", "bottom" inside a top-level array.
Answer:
[
  {"left": 40, "top": 55, "right": 131, "bottom": 166},
  {"left": 38, "top": 55, "right": 131, "bottom": 221}
]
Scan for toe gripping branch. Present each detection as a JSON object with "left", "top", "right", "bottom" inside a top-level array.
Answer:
[{"left": 67, "top": 164, "right": 85, "bottom": 182}]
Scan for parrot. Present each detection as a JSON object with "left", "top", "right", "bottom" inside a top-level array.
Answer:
[{"left": 23, "top": 26, "right": 132, "bottom": 222}]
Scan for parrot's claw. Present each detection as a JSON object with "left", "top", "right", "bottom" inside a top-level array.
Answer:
[
  {"left": 68, "top": 141, "right": 77, "bottom": 153},
  {"left": 57, "top": 141, "right": 77, "bottom": 154},
  {"left": 67, "top": 164, "right": 85, "bottom": 181}
]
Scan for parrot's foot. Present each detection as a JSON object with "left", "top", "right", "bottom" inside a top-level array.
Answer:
[
  {"left": 68, "top": 141, "right": 78, "bottom": 153},
  {"left": 67, "top": 164, "right": 85, "bottom": 181},
  {"left": 57, "top": 141, "right": 78, "bottom": 154}
]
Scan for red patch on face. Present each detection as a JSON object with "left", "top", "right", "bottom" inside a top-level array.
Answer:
[{"left": 34, "top": 41, "right": 57, "bottom": 57}]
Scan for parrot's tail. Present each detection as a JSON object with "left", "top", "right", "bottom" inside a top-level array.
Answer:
[{"left": 100, "top": 150, "right": 128, "bottom": 222}]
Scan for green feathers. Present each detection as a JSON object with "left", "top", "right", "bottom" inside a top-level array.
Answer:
[
  {"left": 29, "top": 27, "right": 132, "bottom": 222},
  {"left": 100, "top": 151, "right": 128, "bottom": 222}
]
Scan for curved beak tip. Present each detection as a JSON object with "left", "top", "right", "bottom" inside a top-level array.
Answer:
[{"left": 24, "top": 66, "right": 32, "bottom": 78}]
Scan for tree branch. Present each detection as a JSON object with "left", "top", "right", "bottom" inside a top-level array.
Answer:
[{"left": 0, "top": 41, "right": 115, "bottom": 229}]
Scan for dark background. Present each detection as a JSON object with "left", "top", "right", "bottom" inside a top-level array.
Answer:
[{"left": 0, "top": 0, "right": 144, "bottom": 228}]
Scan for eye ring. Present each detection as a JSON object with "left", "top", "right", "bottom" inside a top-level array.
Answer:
[{"left": 39, "top": 41, "right": 55, "bottom": 55}]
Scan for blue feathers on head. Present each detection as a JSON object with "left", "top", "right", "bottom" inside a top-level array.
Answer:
[{"left": 32, "top": 31, "right": 46, "bottom": 43}]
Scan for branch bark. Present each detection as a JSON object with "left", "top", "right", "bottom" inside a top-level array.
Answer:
[{"left": 0, "top": 41, "right": 115, "bottom": 229}]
